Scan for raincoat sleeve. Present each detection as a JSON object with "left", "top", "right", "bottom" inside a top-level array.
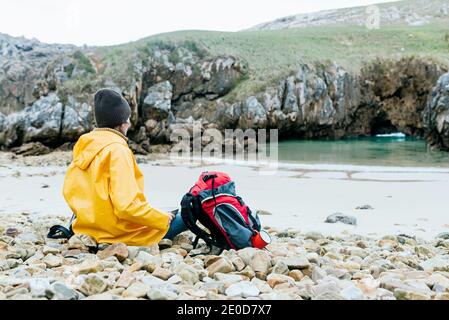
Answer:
[{"left": 108, "top": 145, "right": 170, "bottom": 230}]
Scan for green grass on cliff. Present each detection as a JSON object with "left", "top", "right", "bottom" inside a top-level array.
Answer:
[{"left": 96, "top": 23, "right": 449, "bottom": 100}]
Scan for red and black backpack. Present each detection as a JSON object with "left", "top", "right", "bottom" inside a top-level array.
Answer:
[{"left": 180, "top": 171, "right": 264, "bottom": 253}]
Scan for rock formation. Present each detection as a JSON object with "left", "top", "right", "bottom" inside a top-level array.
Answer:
[
  {"left": 424, "top": 72, "right": 449, "bottom": 151},
  {"left": 0, "top": 32, "right": 448, "bottom": 153}
]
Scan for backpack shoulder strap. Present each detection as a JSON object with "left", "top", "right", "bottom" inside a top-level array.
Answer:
[
  {"left": 47, "top": 225, "right": 74, "bottom": 239},
  {"left": 180, "top": 193, "right": 223, "bottom": 249},
  {"left": 47, "top": 214, "right": 75, "bottom": 239}
]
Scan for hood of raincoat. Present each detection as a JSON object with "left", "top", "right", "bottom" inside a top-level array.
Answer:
[{"left": 72, "top": 129, "right": 128, "bottom": 170}]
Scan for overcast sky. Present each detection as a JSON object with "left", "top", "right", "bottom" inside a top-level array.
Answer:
[{"left": 1, "top": 0, "right": 396, "bottom": 46}]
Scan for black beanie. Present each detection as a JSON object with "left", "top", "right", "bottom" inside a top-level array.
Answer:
[{"left": 94, "top": 88, "right": 132, "bottom": 128}]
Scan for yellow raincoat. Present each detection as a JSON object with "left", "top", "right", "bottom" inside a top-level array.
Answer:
[{"left": 63, "top": 128, "right": 170, "bottom": 246}]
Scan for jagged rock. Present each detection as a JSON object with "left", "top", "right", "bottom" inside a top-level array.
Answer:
[
  {"left": 340, "top": 286, "right": 364, "bottom": 300},
  {"left": 199, "top": 56, "right": 246, "bottom": 97},
  {"left": 225, "top": 281, "right": 260, "bottom": 298},
  {"left": 0, "top": 33, "right": 75, "bottom": 114},
  {"left": 158, "top": 239, "right": 172, "bottom": 250},
  {"left": 28, "top": 278, "right": 51, "bottom": 298},
  {"left": 128, "top": 245, "right": 159, "bottom": 259},
  {"left": 1, "top": 94, "right": 63, "bottom": 147},
  {"left": 134, "top": 251, "right": 162, "bottom": 272},
  {"left": 325, "top": 213, "right": 357, "bottom": 226},
  {"left": 42, "top": 245, "right": 60, "bottom": 255},
  {"left": 311, "top": 266, "right": 327, "bottom": 282},
  {"left": 10, "top": 142, "right": 51, "bottom": 156},
  {"left": 206, "top": 257, "right": 234, "bottom": 276},
  {"left": 356, "top": 205, "right": 374, "bottom": 210},
  {"left": 360, "top": 58, "right": 444, "bottom": 137},
  {"left": 152, "top": 266, "right": 173, "bottom": 280},
  {"left": 266, "top": 274, "right": 295, "bottom": 288},
  {"left": 271, "top": 260, "right": 289, "bottom": 275},
  {"left": 62, "top": 97, "right": 93, "bottom": 141},
  {"left": 237, "top": 247, "right": 259, "bottom": 265},
  {"left": 419, "top": 257, "right": 449, "bottom": 272},
  {"left": 83, "top": 293, "right": 119, "bottom": 300},
  {"left": 172, "top": 262, "right": 200, "bottom": 285},
  {"left": 238, "top": 96, "right": 267, "bottom": 129},
  {"left": 288, "top": 270, "right": 304, "bottom": 281},
  {"left": 16, "top": 232, "right": 41, "bottom": 244},
  {"left": 172, "top": 233, "right": 193, "bottom": 246},
  {"left": 147, "top": 284, "right": 178, "bottom": 300},
  {"left": 50, "top": 282, "right": 79, "bottom": 300},
  {"left": 282, "top": 256, "right": 310, "bottom": 270},
  {"left": 313, "top": 292, "right": 346, "bottom": 300},
  {"left": 68, "top": 234, "right": 97, "bottom": 251},
  {"left": 78, "top": 274, "right": 107, "bottom": 296},
  {"left": 204, "top": 255, "right": 221, "bottom": 268},
  {"left": 425, "top": 72, "right": 449, "bottom": 150},
  {"left": 231, "top": 257, "right": 246, "bottom": 272},
  {"left": 394, "top": 288, "right": 431, "bottom": 300},
  {"left": 42, "top": 254, "right": 63, "bottom": 268},
  {"left": 142, "top": 81, "right": 173, "bottom": 122},
  {"left": 76, "top": 260, "right": 103, "bottom": 274},
  {"left": 122, "top": 282, "right": 150, "bottom": 298},
  {"left": 97, "top": 243, "right": 128, "bottom": 262},
  {"left": 5, "top": 227, "right": 19, "bottom": 237},
  {"left": 304, "top": 231, "right": 324, "bottom": 241},
  {"left": 249, "top": 251, "right": 272, "bottom": 274},
  {"left": 436, "top": 232, "right": 449, "bottom": 240}
]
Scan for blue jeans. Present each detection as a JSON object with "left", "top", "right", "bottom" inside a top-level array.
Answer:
[{"left": 164, "top": 212, "right": 188, "bottom": 240}]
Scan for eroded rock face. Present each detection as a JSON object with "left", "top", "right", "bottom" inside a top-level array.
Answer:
[
  {"left": 142, "top": 81, "right": 173, "bottom": 122},
  {"left": 62, "top": 97, "right": 94, "bottom": 142},
  {"left": 141, "top": 47, "right": 245, "bottom": 102},
  {"left": 0, "top": 94, "right": 62, "bottom": 147},
  {"left": 0, "top": 93, "right": 93, "bottom": 148},
  {"left": 0, "top": 33, "right": 75, "bottom": 114},
  {"left": 425, "top": 72, "right": 449, "bottom": 151},
  {"left": 0, "top": 33, "right": 448, "bottom": 152},
  {"left": 0, "top": 112, "right": 5, "bottom": 132},
  {"left": 21, "top": 94, "right": 63, "bottom": 144},
  {"left": 358, "top": 58, "right": 445, "bottom": 137}
]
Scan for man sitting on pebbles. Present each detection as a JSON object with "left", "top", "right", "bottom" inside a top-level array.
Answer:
[{"left": 63, "top": 88, "right": 187, "bottom": 246}]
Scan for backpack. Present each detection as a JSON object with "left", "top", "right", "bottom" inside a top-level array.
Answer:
[{"left": 180, "top": 171, "right": 268, "bottom": 254}]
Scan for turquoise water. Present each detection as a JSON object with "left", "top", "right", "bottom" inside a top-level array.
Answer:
[{"left": 277, "top": 136, "right": 449, "bottom": 168}]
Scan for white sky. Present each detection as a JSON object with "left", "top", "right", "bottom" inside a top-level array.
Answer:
[{"left": 1, "top": 0, "right": 397, "bottom": 46}]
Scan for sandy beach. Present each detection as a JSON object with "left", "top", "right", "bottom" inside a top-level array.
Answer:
[{"left": 1, "top": 151, "right": 448, "bottom": 241}]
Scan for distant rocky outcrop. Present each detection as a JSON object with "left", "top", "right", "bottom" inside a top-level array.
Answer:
[{"left": 248, "top": 0, "right": 449, "bottom": 31}]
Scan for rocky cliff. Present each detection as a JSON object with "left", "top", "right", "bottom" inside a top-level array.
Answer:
[
  {"left": 425, "top": 73, "right": 449, "bottom": 151},
  {"left": 0, "top": 32, "right": 448, "bottom": 154}
]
